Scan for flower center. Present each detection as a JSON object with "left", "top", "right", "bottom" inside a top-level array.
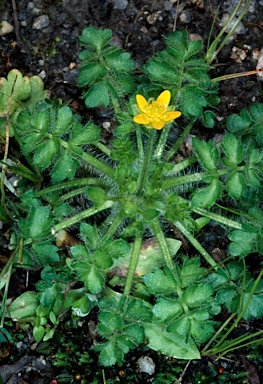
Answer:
[{"left": 145, "top": 101, "right": 166, "bottom": 120}]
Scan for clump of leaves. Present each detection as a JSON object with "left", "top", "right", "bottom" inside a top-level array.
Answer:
[{"left": 1, "top": 26, "right": 263, "bottom": 371}]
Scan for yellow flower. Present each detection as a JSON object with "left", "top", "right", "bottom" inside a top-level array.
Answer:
[{"left": 133, "top": 90, "right": 181, "bottom": 130}]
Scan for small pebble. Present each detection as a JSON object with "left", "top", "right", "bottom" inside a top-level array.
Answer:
[
  {"left": 219, "top": 14, "right": 245, "bottom": 34},
  {"left": 164, "top": 1, "right": 173, "bottom": 11},
  {"left": 33, "top": 15, "right": 50, "bottom": 30},
  {"left": 112, "top": 0, "right": 128, "bottom": 10},
  {"left": 256, "top": 47, "right": 263, "bottom": 80},
  {"left": 102, "top": 121, "right": 111, "bottom": 130},
  {"left": 38, "top": 70, "right": 46, "bottom": 79},
  {"left": 27, "top": 2, "right": 34, "bottom": 11},
  {"left": 230, "top": 46, "right": 247, "bottom": 63},
  {"left": 0, "top": 21, "right": 14, "bottom": 36},
  {"left": 180, "top": 11, "right": 191, "bottom": 24},
  {"left": 137, "top": 356, "right": 155, "bottom": 375},
  {"left": 31, "top": 7, "right": 42, "bottom": 16}
]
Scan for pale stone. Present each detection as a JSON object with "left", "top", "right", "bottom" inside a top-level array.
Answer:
[{"left": 0, "top": 21, "right": 14, "bottom": 36}]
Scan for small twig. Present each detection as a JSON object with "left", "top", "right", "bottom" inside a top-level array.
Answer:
[
  {"left": 212, "top": 67, "right": 263, "bottom": 82},
  {"left": 173, "top": 0, "right": 180, "bottom": 31},
  {"left": 0, "top": 75, "right": 17, "bottom": 209},
  {"left": 174, "top": 360, "right": 191, "bottom": 383},
  {"left": 11, "top": 0, "right": 22, "bottom": 46}
]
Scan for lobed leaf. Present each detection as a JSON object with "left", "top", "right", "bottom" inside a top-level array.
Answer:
[
  {"left": 144, "top": 323, "right": 200, "bottom": 360},
  {"left": 79, "top": 26, "right": 112, "bottom": 52}
]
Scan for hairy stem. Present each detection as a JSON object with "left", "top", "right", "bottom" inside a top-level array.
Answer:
[
  {"left": 60, "top": 140, "right": 116, "bottom": 180},
  {"left": 151, "top": 217, "right": 174, "bottom": 270},
  {"left": 137, "top": 129, "right": 156, "bottom": 194},
  {"left": 173, "top": 219, "right": 217, "bottom": 268},
  {"left": 51, "top": 200, "right": 115, "bottom": 233},
  {"left": 123, "top": 231, "right": 143, "bottom": 297},
  {"left": 165, "top": 119, "right": 195, "bottom": 161}
]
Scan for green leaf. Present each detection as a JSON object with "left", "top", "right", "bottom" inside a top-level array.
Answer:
[
  {"left": 70, "top": 122, "right": 101, "bottom": 144},
  {"left": 33, "top": 325, "right": 45, "bottom": 343},
  {"left": 53, "top": 106, "right": 74, "bottom": 135},
  {"left": 33, "top": 138, "right": 60, "bottom": 169},
  {"left": 180, "top": 257, "right": 206, "bottom": 287},
  {"left": 0, "top": 69, "right": 30, "bottom": 115},
  {"left": 226, "top": 108, "right": 251, "bottom": 134},
  {"left": 248, "top": 206, "right": 263, "bottom": 225},
  {"left": 167, "top": 317, "right": 190, "bottom": 335},
  {"left": 9, "top": 291, "right": 38, "bottom": 321},
  {"left": 72, "top": 295, "right": 93, "bottom": 317},
  {"left": 182, "top": 283, "right": 213, "bottom": 307},
  {"left": 246, "top": 147, "right": 263, "bottom": 165},
  {"left": 98, "top": 339, "right": 123, "bottom": 366},
  {"left": 216, "top": 287, "right": 238, "bottom": 310},
  {"left": 98, "top": 311, "right": 123, "bottom": 335},
  {"left": 49, "top": 311, "right": 57, "bottom": 325},
  {"left": 78, "top": 63, "right": 107, "bottom": 86},
  {"left": 124, "top": 324, "right": 144, "bottom": 344},
  {"left": 39, "top": 284, "right": 62, "bottom": 308},
  {"left": 18, "top": 206, "right": 52, "bottom": 240},
  {"left": 222, "top": 133, "right": 244, "bottom": 167},
  {"left": 83, "top": 81, "right": 110, "bottom": 107},
  {"left": 80, "top": 223, "right": 99, "bottom": 249},
  {"left": 143, "top": 58, "right": 180, "bottom": 85},
  {"left": 152, "top": 298, "right": 182, "bottom": 321},
  {"left": 75, "top": 263, "right": 105, "bottom": 294},
  {"left": 181, "top": 86, "right": 207, "bottom": 117},
  {"left": 115, "top": 122, "right": 136, "bottom": 134},
  {"left": 144, "top": 267, "right": 177, "bottom": 294},
  {"left": 125, "top": 297, "right": 153, "bottom": 322},
  {"left": 51, "top": 151, "right": 79, "bottom": 182},
  {"left": 231, "top": 292, "right": 263, "bottom": 320},
  {"left": 191, "top": 178, "right": 222, "bottom": 208},
  {"left": 43, "top": 327, "right": 56, "bottom": 341},
  {"left": 226, "top": 171, "right": 246, "bottom": 199},
  {"left": 0, "top": 328, "right": 12, "bottom": 343},
  {"left": 185, "top": 39, "right": 203, "bottom": 60},
  {"left": 53, "top": 202, "right": 72, "bottom": 218},
  {"left": 92, "top": 249, "right": 113, "bottom": 270},
  {"left": 245, "top": 169, "right": 260, "bottom": 189},
  {"left": 192, "top": 138, "right": 219, "bottom": 172},
  {"left": 21, "top": 133, "right": 44, "bottom": 154},
  {"left": 142, "top": 208, "right": 159, "bottom": 221},
  {"left": 26, "top": 75, "right": 48, "bottom": 110},
  {"left": 71, "top": 244, "right": 90, "bottom": 260},
  {"left": 36, "top": 304, "right": 50, "bottom": 317},
  {"left": 144, "top": 323, "right": 200, "bottom": 359},
  {"left": 202, "top": 110, "right": 216, "bottom": 128},
  {"left": 87, "top": 187, "right": 107, "bottom": 205},
  {"left": 249, "top": 102, "right": 263, "bottom": 122},
  {"left": 106, "top": 239, "right": 130, "bottom": 261},
  {"left": 190, "top": 318, "right": 215, "bottom": 344},
  {"left": 79, "top": 27, "right": 112, "bottom": 52},
  {"left": 105, "top": 49, "right": 134, "bottom": 72},
  {"left": 33, "top": 109, "right": 51, "bottom": 133},
  {"left": 32, "top": 244, "right": 60, "bottom": 266},
  {"left": 228, "top": 230, "right": 257, "bottom": 257}
]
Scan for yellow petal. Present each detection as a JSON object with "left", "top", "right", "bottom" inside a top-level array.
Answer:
[
  {"left": 152, "top": 120, "right": 165, "bottom": 130},
  {"left": 136, "top": 94, "right": 149, "bottom": 113},
  {"left": 157, "top": 90, "right": 171, "bottom": 107},
  {"left": 134, "top": 113, "right": 150, "bottom": 125},
  {"left": 163, "top": 111, "right": 182, "bottom": 122}
]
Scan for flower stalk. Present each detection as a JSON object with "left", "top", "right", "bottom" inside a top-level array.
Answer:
[{"left": 123, "top": 231, "right": 143, "bottom": 297}]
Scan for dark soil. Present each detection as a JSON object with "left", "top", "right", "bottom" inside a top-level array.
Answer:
[{"left": 1, "top": 0, "right": 263, "bottom": 383}]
